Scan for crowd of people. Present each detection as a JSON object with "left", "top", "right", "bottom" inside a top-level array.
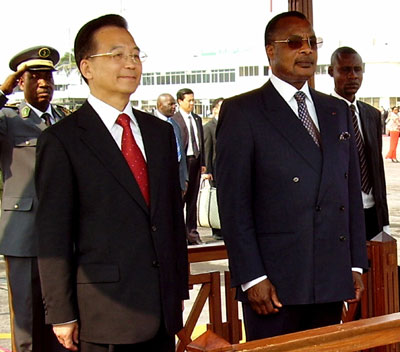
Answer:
[{"left": 0, "top": 9, "right": 393, "bottom": 352}]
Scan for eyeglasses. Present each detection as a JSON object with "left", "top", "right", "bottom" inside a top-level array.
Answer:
[
  {"left": 273, "top": 35, "right": 323, "bottom": 50},
  {"left": 87, "top": 50, "right": 148, "bottom": 64}
]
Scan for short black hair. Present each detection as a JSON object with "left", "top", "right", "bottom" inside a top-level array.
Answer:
[
  {"left": 74, "top": 14, "right": 128, "bottom": 82},
  {"left": 330, "top": 46, "right": 361, "bottom": 65},
  {"left": 211, "top": 97, "right": 224, "bottom": 111},
  {"left": 264, "top": 11, "right": 307, "bottom": 46},
  {"left": 176, "top": 88, "right": 194, "bottom": 102}
]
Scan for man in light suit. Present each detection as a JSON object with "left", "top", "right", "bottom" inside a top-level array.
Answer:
[
  {"left": 172, "top": 88, "right": 205, "bottom": 245},
  {"left": 154, "top": 93, "right": 188, "bottom": 194},
  {"left": 328, "top": 46, "right": 390, "bottom": 240},
  {"left": 34, "top": 14, "right": 188, "bottom": 352},
  {"left": 0, "top": 46, "right": 67, "bottom": 352},
  {"left": 216, "top": 11, "right": 368, "bottom": 340},
  {"left": 203, "top": 98, "right": 223, "bottom": 240}
]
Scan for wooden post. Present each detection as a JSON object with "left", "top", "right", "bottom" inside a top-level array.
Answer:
[{"left": 288, "top": 0, "right": 315, "bottom": 88}]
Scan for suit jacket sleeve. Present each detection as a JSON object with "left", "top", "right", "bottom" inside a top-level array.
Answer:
[
  {"left": 216, "top": 99, "right": 266, "bottom": 287},
  {"left": 203, "top": 122, "right": 213, "bottom": 174},
  {"left": 35, "top": 130, "right": 78, "bottom": 324}
]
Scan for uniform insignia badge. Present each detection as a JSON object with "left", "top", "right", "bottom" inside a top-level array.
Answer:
[
  {"left": 21, "top": 106, "right": 30, "bottom": 118},
  {"left": 38, "top": 47, "right": 51, "bottom": 58}
]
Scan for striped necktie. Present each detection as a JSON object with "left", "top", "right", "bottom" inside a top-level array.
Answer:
[
  {"left": 350, "top": 104, "right": 371, "bottom": 194},
  {"left": 294, "top": 91, "right": 320, "bottom": 147}
]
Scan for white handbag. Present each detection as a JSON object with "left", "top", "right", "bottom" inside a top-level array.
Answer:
[{"left": 197, "top": 179, "right": 221, "bottom": 229}]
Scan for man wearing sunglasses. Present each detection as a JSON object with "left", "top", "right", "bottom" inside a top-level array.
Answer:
[{"left": 216, "top": 11, "right": 367, "bottom": 340}]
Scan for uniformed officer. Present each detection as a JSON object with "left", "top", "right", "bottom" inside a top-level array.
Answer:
[{"left": 0, "top": 46, "right": 67, "bottom": 352}]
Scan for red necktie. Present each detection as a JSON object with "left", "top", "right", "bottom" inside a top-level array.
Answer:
[{"left": 116, "top": 113, "right": 150, "bottom": 206}]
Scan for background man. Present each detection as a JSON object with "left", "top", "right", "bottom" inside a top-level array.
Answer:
[
  {"left": 35, "top": 14, "right": 188, "bottom": 352},
  {"left": 216, "top": 11, "right": 367, "bottom": 340},
  {"left": 329, "top": 46, "right": 390, "bottom": 241},
  {"left": 154, "top": 93, "right": 188, "bottom": 194},
  {"left": 173, "top": 88, "right": 205, "bottom": 245},
  {"left": 203, "top": 97, "right": 223, "bottom": 240},
  {"left": 0, "top": 46, "right": 66, "bottom": 352}
]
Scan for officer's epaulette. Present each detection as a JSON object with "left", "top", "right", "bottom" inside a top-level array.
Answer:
[
  {"left": 54, "top": 104, "right": 72, "bottom": 116},
  {"left": 4, "top": 103, "right": 19, "bottom": 110}
]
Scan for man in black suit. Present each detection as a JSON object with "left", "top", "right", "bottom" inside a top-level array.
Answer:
[
  {"left": 203, "top": 98, "right": 223, "bottom": 240},
  {"left": 34, "top": 14, "right": 188, "bottom": 352},
  {"left": 0, "top": 46, "right": 67, "bottom": 352},
  {"left": 216, "top": 11, "right": 368, "bottom": 341},
  {"left": 329, "top": 46, "right": 390, "bottom": 240},
  {"left": 172, "top": 88, "right": 205, "bottom": 244}
]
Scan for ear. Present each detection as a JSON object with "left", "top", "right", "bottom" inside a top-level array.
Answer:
[
  {"left": 80, "top": 59, "right": 93, "bottom": 81},
  {"left": 266, "top": 44, "right": 274, "bottom": 64},
  {"left": 18, "top": 73, "right": 26, "bottom": 91},
  {"left": 328, "top": 65, "right": 333, "bottom": 77}
]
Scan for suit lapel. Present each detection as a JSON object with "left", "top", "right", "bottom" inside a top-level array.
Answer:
[
  {"left": 356, "top": 101, "right": 372, "bottom": 147},
  {"left": 313, "top": 90, "right": 349, "bottom": 202},
  {"left": 260, "top": 81, "right": 321, "bottom": 173},
  {"left": 77, "top": 102, "right": 149, "bottom": 214},
  {"left": 134, "top": 109, "right": 162, "bottom": 217}
]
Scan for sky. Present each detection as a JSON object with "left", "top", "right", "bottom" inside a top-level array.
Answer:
[{"left": 1, "top": 0, "right": 399, "bottom": 79}]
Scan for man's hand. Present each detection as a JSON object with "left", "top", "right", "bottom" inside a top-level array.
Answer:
[
  {"left": 0, "top": 64, "right": 28, "bottom": 95},
  {"left": 53, "top": 322, "right": 79, "bottom": 351},
  {"left": 201, "top": 173, "right": 213, "bottom": 180},
  {"left": 346, "top": 271, "right": 364, "bottom": 303},
  {"left": 247, "top": 279, "right": 283, "bottom": 315}
]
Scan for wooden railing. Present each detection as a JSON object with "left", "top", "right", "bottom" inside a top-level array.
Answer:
[{"left": 178, "top": 234, "right": 399, "bottom": 351}]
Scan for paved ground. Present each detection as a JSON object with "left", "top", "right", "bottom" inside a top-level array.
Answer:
[{"left": 0, "top": 135, "right": 399, "bottom": 350}]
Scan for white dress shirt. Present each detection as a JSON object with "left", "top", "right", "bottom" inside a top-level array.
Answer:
[
  {"left": 179, "top": 108, "right": 200, "bottom": 156},
  {"left": 87, "top": 94, "right": 146, "bottom": 160}
]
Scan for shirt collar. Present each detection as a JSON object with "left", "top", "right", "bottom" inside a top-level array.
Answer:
[
  {"left": 270, "top": 73, "right": 313, "bottom": 104},
  {"left": 155, "top": 110, "right": 168, "bottom": 121},
  {"left": 331, "top": 90, "right": 359, "bottom": 113},
  {"left": 179, "top": 108, "right": 191, "bottom": 119},
  {"left": 88, "top": 94, "right": 138, "bottom": 129},
  {"left": 26, "top": 102, "right": 53, "bottom": 118}
]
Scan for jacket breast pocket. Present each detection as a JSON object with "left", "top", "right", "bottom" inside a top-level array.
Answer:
[
  {"left": 2, "top": 196, "right": 33, "bottom": 212},
  {"left": 14, "top": 136, "right": 37, "bottom": 147},
  {"left": 76, "top": 263, "right": 120, "bottom": 284}
]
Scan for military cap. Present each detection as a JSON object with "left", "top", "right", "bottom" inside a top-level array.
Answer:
[{"left": 9, "top": 46, "right": 60, "bottom": 72}]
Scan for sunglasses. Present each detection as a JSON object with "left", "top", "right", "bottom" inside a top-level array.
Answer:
[{"left": 273, "top": 35, "right": 323, "bottom": 50}]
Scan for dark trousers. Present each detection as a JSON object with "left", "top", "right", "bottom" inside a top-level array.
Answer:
[
  {"left": 5, "top": 256, "right": 67, "bottom": 352},
  {"left": 242, "top": 301, "right": 343, "bottom": 341},
  {"left": 184, "top": 156, "right": 201, "bottom": 235},
  {"left": 364, "top": 206, "right": 381, "bottom": 241},
  {"left": 79, "top": 324, "right": 175, "bottom": 352}
]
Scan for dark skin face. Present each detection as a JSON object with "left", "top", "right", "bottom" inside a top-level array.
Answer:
[
  {"left": 328, "top": 52, "right": 363, "bottom": 103},
  {"left": 157, "top": 94, "right": 176, "bottom": 117},
  {"left": 266, "top": 16, "right": 317, "bottom": 89},
  {"left": 18, "top": 70, "right": 54, "bottom": 112}
]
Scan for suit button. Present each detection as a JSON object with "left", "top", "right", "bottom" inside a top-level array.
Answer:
[
  {"left": 339, "top": 206, "right": 345, "bottom": 211},
  {"left": 151, "top": 225, "right": 157, "bottom": 232},
  {"left": 339, "top": 235, "right": 347, "bottom": 241},
  {"left": 14, "top": 204, "right": 19, "bottom": 209},
  {"left": 315, "top": 205, "right": 321, "bottom": 212},
  {"left": 344, "top": 172, "right": 348, "bottom": 179},
  {"left": 292, "top": 177, "right": 300, "bottom": 183},
  {"left": 152, "top": 260, "right": 160, "bottom": 268}
]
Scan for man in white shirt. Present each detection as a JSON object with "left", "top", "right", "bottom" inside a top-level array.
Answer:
[
  {"left": 329, "top": 46, "right": 390, "bottom": 241},
  {"left": 216, "top": 11, "right": 367, "bottom": 340},
  {"left": 34, "top": 14, "right": 188, "bottom": 352},
  {"left": 172, "top": 88, "right": 205, "bottom": 245}
]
